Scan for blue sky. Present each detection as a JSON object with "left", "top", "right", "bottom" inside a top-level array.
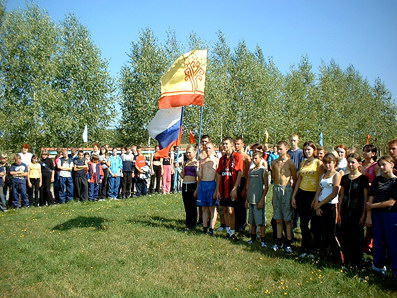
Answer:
[{"left": 6, "top": 0, "right": 397, "bottom": 101}]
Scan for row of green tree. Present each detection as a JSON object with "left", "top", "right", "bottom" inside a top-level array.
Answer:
[
  {"left": 0, "top": 3, "right": 115, "bottom": 152},
  {"left": 120, "top": 29, "right": 397, "bottom": 152},
  {"left": 1, "top": 3, "right": 396, "bottom": 154}
]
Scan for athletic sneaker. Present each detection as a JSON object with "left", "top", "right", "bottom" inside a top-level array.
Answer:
[
  {"left": 207, "top": 230, "right": 214, "bottom": 236},
  {"left": 247, "top": 239, "right": 255, "bottom": 245},
  {"left": 284, "top": 246, "right": 293, "bottom": 253},
  {"left": 230, "top": 234, "right": 239, "bottom": 241},
  {"left": 217, "top": 226, "right": 226, "bottom": 232},
  {"left": 299, "top": 253, "right": 307, "bottom": 258},
  {"left": 372, "top": 265, "right": 387, "bottom": 275},
  {"left": 272, "top": 244, "right": 281, "bottom": 251},
  {"left": 260, "top": 241, "right": 267, "bottom": 248}
]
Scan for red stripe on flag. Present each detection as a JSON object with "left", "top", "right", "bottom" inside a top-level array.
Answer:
[
  {"left": 189, "top": 130, "right": 195, "bottom": 144},
  {"left": 155, "top": 142, "right": 175, "bottom": 159},
  {"left": 158, "top": 94, "right": 204, "bottom": 109},
  {"left": 154, "top": 126, "right": 183, "bottom": 159}
]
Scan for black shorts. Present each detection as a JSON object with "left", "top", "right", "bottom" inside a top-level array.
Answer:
[{"left": 220, "top": 197, "right": 236, "bottom": 208}]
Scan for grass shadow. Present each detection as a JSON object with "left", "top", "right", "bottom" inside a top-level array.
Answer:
[
  {"left": 128, "top": 216, "right": 185, "bottom": 230},
  {"left": 131, "top": 214, "right": 397, "bottom": 291},
  {"left": 52, "top": 216, "right": 108, "bottom": 231}
]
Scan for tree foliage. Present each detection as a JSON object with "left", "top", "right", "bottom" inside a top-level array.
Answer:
[
  {"left": 120, "top": 30, "right": 396, "bottom": 149},
  {"left": 119, "top": 28, "right": 166, "bottom": 145},
  {"left": 0, "top": 5, "right": 115, "bottom": 152},
  {"left": 1, "top": 3, "right": 396, "bottom": 151}
]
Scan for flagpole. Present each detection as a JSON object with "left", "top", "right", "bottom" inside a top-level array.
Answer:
[
  {"left": 196, "top": 106, "right": 204, "bottom": 159},
  {"left": 173, "top": 107, "right": 185, "bottom": 192}
]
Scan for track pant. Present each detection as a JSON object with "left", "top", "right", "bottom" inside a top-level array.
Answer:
[
  {"left": 12, "top": 179, "right": 29, "bottom": 207},
  {"left": 89, "top": 182, "right": 100, "bottom": 201},
  {"left": 135, "top": 178, "right": 147, "bottom": 197},
  {"left": 59, "top": 176, "right": 74, "bottom": 203},
  {"left": 40, "top": 174, "right": 54, "bottom": 206},
  {"left": 162, "top": 165, "right": 172, "bottom": 194},
  {"left": 182, "top": 182, "right": 197, "bottom": 229},
  {"left": 149, "top": 165, "right": 162, "bottom": 193},
  {"left": 312, "top": 203, "right": 341, "bottom": 262},
  {"left": 296, "top": 188, "right": 316, "bottom": 251},
  {"left": 75, "top": 176, "right": 88, "bottom": 201},
  {"left": 235, "top": 177, "right": 247, "bottom": 232},
  {"left": 121, "top": 171, "right": 133, "bottom": 198},
  {"left": 28, "top": 178, "right": 40, "bottom": 206},
  {"left": 108, "top": 176, "right": 120, "bottom": 198},
  {"left": 100, "top": 168, "right": 109, "bottom": 199},
  {"left": 372, "top": 211, "right": 397, "bottom": 276}
]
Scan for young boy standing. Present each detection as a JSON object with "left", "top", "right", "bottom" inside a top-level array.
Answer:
[
  {"left": 214, "top": 137, "right": 243, "bottom": 239},
  {"left": 234, "top": 137, "right": 251, "bottom": 233},
  {"left": 73, "top": 151, "right": 88, "bottom": 201},
  {"left": 246, "top": 151, "right": 269, "bottom": 247},
  {"left": 10, "top": 155, "right": 29, "bottom": 208},
  {"left": 271, "top": 141, "right": 297, "bottom": 252},
  {"left": 88, "top": 154, "right": 104, "bottom": 201},
  {"left": 57, "top": 150, "right": 74, "bottom": 203},
  {"left": 195, "top": 142, "right": 219, "bottom": 235},
  {"left": 121, "top": 146, "right": 134, "bottom": 199}
]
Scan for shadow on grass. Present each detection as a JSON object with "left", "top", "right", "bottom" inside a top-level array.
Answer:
[
  {"left": 52, "top": 216, "right": 108, "bottom": 231},
  {"left": 129, "top": 216, "right": 185, "bottom": 230},
  {"left": 131, "top": 215, "right": 397, "bottom": 291}
]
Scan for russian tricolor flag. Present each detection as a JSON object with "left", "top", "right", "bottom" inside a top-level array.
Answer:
[{"left": 148, "top": 107, "right": 183, "bottom": 158}]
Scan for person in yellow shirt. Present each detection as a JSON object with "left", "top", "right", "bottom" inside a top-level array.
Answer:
[
  {"left": 28, "top": 155, "right": 42, "bottom": 207},
  {"left": 292, "top": 141, "right": 323, "bottom": 257}
]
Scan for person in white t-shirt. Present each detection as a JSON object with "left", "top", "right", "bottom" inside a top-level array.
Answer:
[{"left": 57, "top": 150, "right": 74, "bottom": 203}]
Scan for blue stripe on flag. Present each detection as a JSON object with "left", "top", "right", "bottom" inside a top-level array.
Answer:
[{"left": 155, "top": 120, "right": 181, "bottom": 149}]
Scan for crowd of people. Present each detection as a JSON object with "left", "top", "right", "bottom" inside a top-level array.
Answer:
[
  {"left": 179, "top": 134, "right": 397, "bottom": 281},
  {"left": 1, "top": 135, "right": 396, "bottom": 281},
  {"left": 0, "top": 144, "right": 180, "bottom": 212}
]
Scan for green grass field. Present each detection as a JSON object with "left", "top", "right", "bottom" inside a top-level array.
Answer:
[{"left": 1, "top": 193, "right": 396, "bottom": 297}]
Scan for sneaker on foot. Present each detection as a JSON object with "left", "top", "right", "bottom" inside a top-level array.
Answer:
[
  {"left": 372, "top": 265, "right": 387, "bottom": 275},
  {"left": 260, "top": 241, "right": 267, "bottom": 248},
  {"left": 272, "top": 244, "right": 280, "bottom": 251},
  {"left": 230, "top": 234, "right": 239, "bottom": 241},
  {"left": 247, "top": 239, "right": 254, "bottom": 245},
  {"left": 217, "top": 226, "right": 226, "bottom": 232},
  {"left": 284, "top": 246, "right": 293, "bottom": 253},
  {"left": 299, "top": 252, "right": 307, "bottom": 258}
]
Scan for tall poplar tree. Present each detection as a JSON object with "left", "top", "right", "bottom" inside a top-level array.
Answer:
[
  {"left": 119, "top": 28, "right": 166, "bottom": 145},
  {"left": 0, "top": 5, "right": 116, "bottom": 151},
  {"left": 0, "top": 5, "right": 58, "bottom": 150}
]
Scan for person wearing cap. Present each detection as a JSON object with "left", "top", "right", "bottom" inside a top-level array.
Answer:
[{"left": 40, "top": 151, "right": 55, "bottom": 206}]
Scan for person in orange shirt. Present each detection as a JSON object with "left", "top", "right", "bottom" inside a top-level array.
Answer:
[
  {"left": 88, "top": 154, "right": 104, "bottom": 201},
  {"left": 135, "top": 147, "right": 148, "bottom": 196}
]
